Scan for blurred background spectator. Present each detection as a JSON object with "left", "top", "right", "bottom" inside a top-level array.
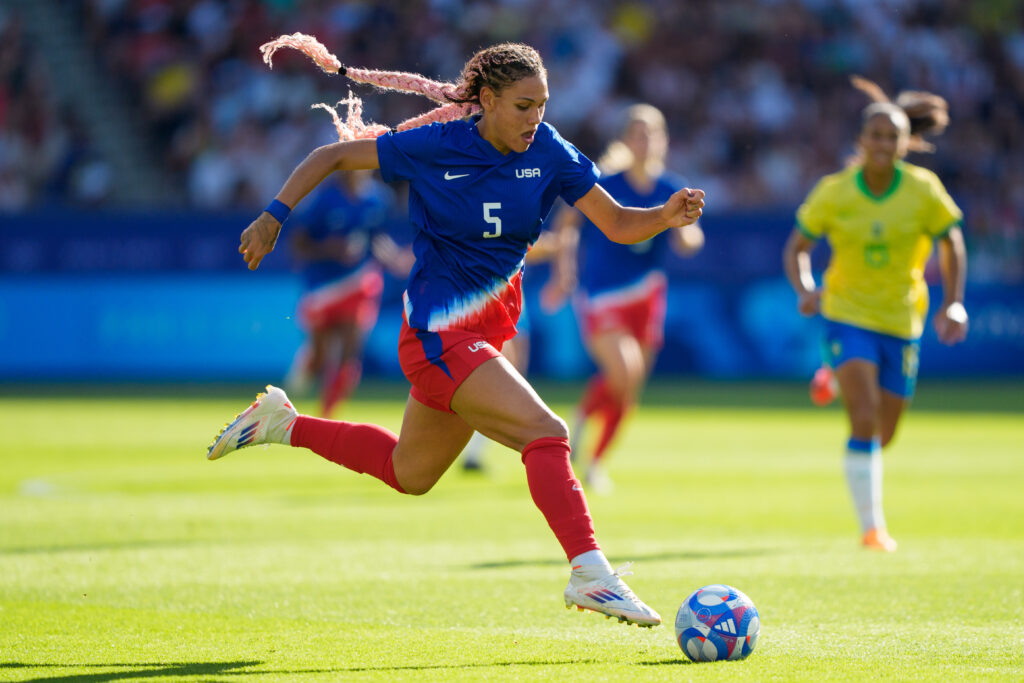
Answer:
[
  {"left": 2, "top": 0, "right": 1022, "bottom": 384},
  {"left": 4, "top": 0, "right": 1020, "bottom": 282}
]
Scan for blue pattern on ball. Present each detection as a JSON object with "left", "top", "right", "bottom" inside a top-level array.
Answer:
[{"left": 675, "top": 584, "right": 760, "bottom": 663}]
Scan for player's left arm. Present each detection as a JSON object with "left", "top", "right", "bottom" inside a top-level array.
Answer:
[
  {"left": 933, "top": 225, "right": 968, "bottom": 345},
  {"left": 573, "top": 184, "right": 703, "bottom": 245}
]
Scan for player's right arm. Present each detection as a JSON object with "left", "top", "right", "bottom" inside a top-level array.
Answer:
[
  {"left": 240, "top": 139, "right": 380, "bottom": 270},
  {"left": 785, "top": 176, "right": 832, "bottom": 316},
  {"left": 783, "top": 229, "right": 820, "bottom": 316}
]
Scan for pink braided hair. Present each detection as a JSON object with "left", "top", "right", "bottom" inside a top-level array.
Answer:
[{"left": 260, "top": 33, "right": 479, "bottom": 141}]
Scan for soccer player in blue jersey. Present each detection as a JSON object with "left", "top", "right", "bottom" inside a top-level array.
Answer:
[
  {"left": 784, "top": 77, "right": 968, "bottom": 552},
  {"left": 206, "top": 35, "right": 703, "bottom": 627},
  {"left": 286, "top": 169, "right": 411, "bottom": 417},
  {"left": 543, "top": 104, "right": 704, "bottom": 493}
]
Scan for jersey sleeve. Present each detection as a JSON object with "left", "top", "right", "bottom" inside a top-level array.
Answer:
[
  {"left": 376, "top": 124, "right": 441, "bottom": 183},
  {"left": 548, "top": 125, "right": 599, "bottom": 205},
  {"left": 923, "top": 172, "right": 963, "bottom": 238},
  {"left": 795, "top": 176, "right": 833, "bottom": 240}
]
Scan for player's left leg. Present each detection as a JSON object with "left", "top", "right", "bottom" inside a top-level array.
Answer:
[
  {"left": 878, "top": 390, "right": 909, "bottom": 449},
  {"left": 451, "top": 355, "right": 660, "bottom": 627},
  {"left": 321, "top": 319, "right": 366, "bottom": 417},
  {"left": 581, "top": 330, "right": 644, "bottom": 492},
  {"left": 877, "top": 334, "right": 918, "bottom": 449},
  {"left": 460, "top": 332, "right": 530, "bottom": 472}
]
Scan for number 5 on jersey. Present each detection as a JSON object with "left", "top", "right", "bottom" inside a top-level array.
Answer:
[{"left": 483, "top": 202, "right": 501, "bottom": 238}]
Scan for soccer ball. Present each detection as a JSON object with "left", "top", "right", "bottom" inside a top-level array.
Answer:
[{"left": 675, "top": 584, "right": 759, "bottom": 662}]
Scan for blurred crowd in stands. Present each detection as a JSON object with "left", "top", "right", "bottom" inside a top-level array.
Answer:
[{"left": 2, "top": 0, "right": 1022, "bottom": 282}]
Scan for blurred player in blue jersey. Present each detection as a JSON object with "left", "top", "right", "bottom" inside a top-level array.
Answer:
[
  {"left": 206, "top": 35, "right": 703, "bottom": 627},
  {"left": 286, "top": 169, "right": 412, "bottom": 417},
  {"left": 784, "top": 77, "right": 968, "bottom": 552},
  {"left": 543, "top": 104, "right": 704, "bottom": 493}
]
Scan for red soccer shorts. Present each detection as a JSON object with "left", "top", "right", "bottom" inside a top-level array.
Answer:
[
  {"left": 579, "top": 272, "right": 667, "bottom": 349},
  {"left": 298, "top": 266, "right": 384, "bottom": 332},
  {"left": 398, "top": 320, "right": 505, "bottom": 413}
]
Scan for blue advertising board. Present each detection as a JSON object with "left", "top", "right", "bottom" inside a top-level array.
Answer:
[{"left": 2, "top": 209, "right": 1021, "bottom": 380}]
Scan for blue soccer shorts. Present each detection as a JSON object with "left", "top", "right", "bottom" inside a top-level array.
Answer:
[{"left": 822, "top": 319, "right": 921, "bottom": 398}]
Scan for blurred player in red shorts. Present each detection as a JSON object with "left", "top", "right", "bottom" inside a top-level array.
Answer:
[
  {"left": 286, "top": 170, "right": 412, "bottom": 417},
  {"left": 544, "top": 104, "right": 704, "bottom": 493}
]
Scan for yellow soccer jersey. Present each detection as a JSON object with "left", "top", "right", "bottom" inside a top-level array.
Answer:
[{"left": 796, "top": 161, "right": 962, "bottom": 340}]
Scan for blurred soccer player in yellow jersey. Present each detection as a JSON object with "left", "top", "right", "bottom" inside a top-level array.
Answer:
[{"left": 783, "top": 76, "right": 968, "bottom": 552}]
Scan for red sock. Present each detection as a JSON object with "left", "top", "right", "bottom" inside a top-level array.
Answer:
[
  {"left": 321, "top": 360, "right": 362, "bottom": 417},
  {"left": 592, "top": 398, "right": 628, "bottom": 463},
  {"left": 579, "top": 375, "right": 612, "bottom": 418},
  {"left": 290, "top": 415, "right": 405, "bottom": 493},
  {"left": 522, "top": 436, "right": 599, "bottom": 560}
]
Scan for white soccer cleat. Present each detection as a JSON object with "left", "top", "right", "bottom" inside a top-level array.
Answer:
[
  {"left": 564, "top": 562, "right": 661, "bottom": 627},
  {"left": 206, "top": 385, "right": 298, "bottom": 460}
]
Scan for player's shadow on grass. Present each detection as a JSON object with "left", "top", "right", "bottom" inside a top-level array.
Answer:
[
  {"left": 469, "top": 547, "right": 780, "bottom": 570},
  {"left": 0, "top": 660, "right": 260, "bottom": 682},
  {"left": 331, "top": 659, "right": 600, "bottom": 673},
  {"left": 2, "top": 538, "right": 217, "bottom": 556},
  {"left": 3, "top": 659, "right": 600, "bottom": 679}
]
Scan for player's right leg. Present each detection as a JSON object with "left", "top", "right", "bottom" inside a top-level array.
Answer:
[
  {"left": 809, "top": 365, "right": 839, "bottom": 406},
  {"left": 835, "top": 357, "right": 895, "bottom": 551},
  {"left": 207, "top": 383, "right": 474, "bottom": 496}
]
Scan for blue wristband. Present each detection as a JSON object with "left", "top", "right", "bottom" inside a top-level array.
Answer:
[{"left": 264, "top": 198, "right": 291, "bottom": 224}]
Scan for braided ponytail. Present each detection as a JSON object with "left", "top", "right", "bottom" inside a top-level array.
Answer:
[
  {"left": 260, "top": 33, "right": 479, "bottom": 141},
  {"left": 851, "top": 75, "right": 950, "bottom": 153},
  {"left": 260, "top": 34, "right": 546, "bottom": 142}
]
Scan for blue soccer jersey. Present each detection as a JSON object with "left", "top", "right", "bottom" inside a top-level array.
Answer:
[
  {"left": 376, "top": 116, "right": 598, "bottom": 340},
  {"left": 577, "top": 171, "right": 683, "bottom": 296},
  {"left": 293, "top": 178, "right": 394, "bottom": 290}
]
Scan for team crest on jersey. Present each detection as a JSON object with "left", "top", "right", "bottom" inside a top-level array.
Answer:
[{"left": 516, "top": 168, "right": 541, "bottom": 178}]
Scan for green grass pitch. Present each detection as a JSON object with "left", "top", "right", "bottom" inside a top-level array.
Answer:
[{"left": 2, "top": 380, "right": 1022, "bottom": 681}]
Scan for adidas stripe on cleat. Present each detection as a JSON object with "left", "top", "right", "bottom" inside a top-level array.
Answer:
[
  {"left": 206, "top": 385, "right": 298, "bottom": 460},
  {"left": 564, "top": 562, "right": 661, "bottom": 628}
]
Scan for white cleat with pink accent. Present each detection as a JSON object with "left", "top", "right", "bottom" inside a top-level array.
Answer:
[{"left": 206, "top": 385, "right": 297, "bottom": 460}]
